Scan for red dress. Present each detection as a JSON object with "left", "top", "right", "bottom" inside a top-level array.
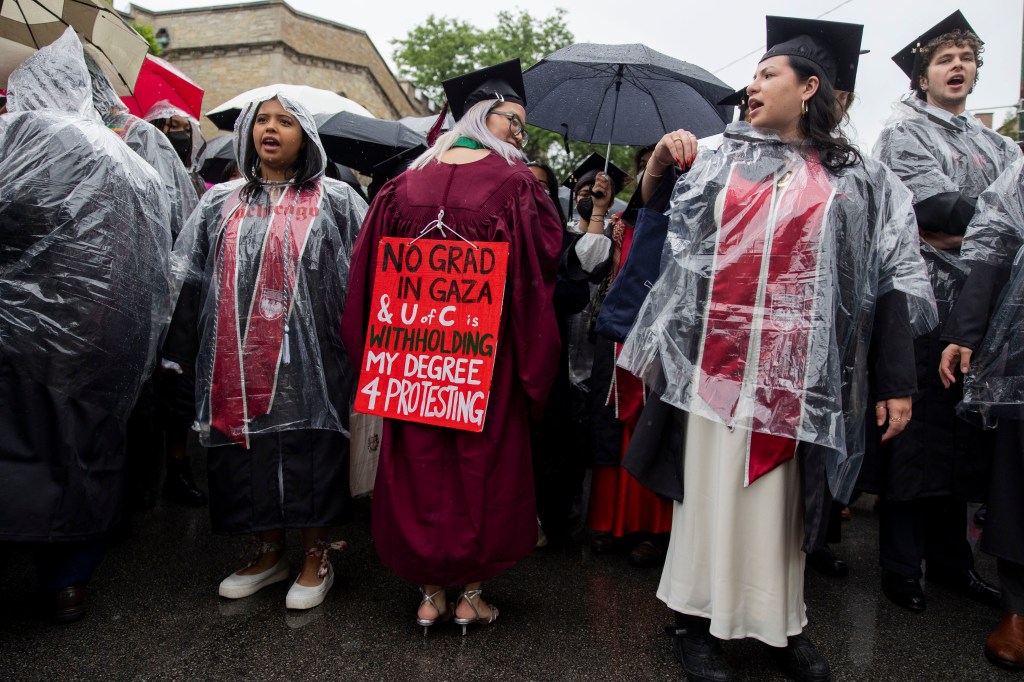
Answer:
[
  {"left": 342, "top": 153, "right": 563, "bottom": 586},
  {"left": 587, "top": 222, "right": 673, "bottom": 537}
]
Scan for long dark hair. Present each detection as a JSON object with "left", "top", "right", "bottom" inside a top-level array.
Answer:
[
  {"left": 240, "top": 99, "right": 322, "bottom": 202},
  {"left": 788, "top": 56, "right": 861, "bottom": 173},
  {"left": 526, "top": 161, "right": 567, "bottom": 226}
]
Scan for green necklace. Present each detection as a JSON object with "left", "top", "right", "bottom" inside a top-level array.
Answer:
[{"left": 451, "top": 136, "right": 486, "bottom": 150}]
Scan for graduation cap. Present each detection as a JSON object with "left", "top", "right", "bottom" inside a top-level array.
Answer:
[
  {"left": 718, "top": 87, "right": 749, "bottom": 119},
  {"left": 561, "top": 153, "right": 631, "bottom": 195},
  {"left": 761, "top": 16, "right": 865, "bottom": 92},
  {"left": 892, "top": 10, "right": 980, "bottom": 86},
  {"left": 441, "top": 58, "right": 526, "bottom": 121}
]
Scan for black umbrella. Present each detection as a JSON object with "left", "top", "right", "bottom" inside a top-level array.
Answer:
[
  {"left": 314, "top": 112, "right": 425, "bottom": 174},
  {"left": 199, "top": 135, "right": 234, "bottom": 184},
  {"left": 524, "top": 43, "right": 735, "bottom": 166}
]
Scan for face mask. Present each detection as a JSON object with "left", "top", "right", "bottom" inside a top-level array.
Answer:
[
  {"left": 166, "top": 130, "right": 191, "bottom": 166},
  {"left": 576, "top": 197, "right": 594, "bottom": 222}
]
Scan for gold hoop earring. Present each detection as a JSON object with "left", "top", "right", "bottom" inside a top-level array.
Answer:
[{"left": 801, "top": 99, "right": 808, "bottom": 117}]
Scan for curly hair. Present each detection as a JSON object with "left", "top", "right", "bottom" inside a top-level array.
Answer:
[{"left": 914, "top": 29, "right": 984, "bottom": 98}]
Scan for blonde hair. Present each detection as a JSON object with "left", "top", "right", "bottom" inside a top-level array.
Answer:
[{"left": 409, "top": 99, "right": 525, "bottom": 170}]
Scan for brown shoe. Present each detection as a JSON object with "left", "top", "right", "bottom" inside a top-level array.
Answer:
[
  {"left": 629, "top": 540, "right": 666, "bottom": 568},
  {"left": 52, "top": 584, "right": 87, "bottom": 623},
  {"left": 985, "top": 612, "right": 1024, "bottom": 670}
]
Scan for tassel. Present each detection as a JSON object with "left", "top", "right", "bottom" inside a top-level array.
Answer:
[
  {"left": 283, "top": 323, "right": 291, "bottom": 365},
  {"left": 426, "top": 102, "right": 449, "bottom": 147},
  {"left": 561, "top": 124, "right": 570, "bottom": 155}
]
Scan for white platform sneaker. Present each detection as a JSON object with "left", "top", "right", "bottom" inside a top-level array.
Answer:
[
  {"left": 218, "top": 552, "right": 289, "bottom": 599},
  {"left": 285, "top": 563, "right": 334, "bottom": 610},
  {"left": 285, "top": 540, "right": 347, "bottom": 610}
]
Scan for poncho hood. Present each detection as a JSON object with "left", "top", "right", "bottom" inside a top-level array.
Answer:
[
  {"left": 7, "top": 28, "right": 98, "bottom": 122},
  {"left": 233, "top": 93, "right": 327, "bottom": 183},
  {"left": 144, "top": 99, "right": 207, "bottom": 171}
]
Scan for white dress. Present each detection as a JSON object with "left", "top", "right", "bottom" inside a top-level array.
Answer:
[{"left": 656, "top": 413, "right": 806, "bottom": 647}]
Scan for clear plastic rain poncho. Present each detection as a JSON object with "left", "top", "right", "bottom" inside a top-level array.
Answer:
[
  {"left": 874, "top": 93, "right": 1020, "bottom": 326},
  {"left": 143, "top": 99, "right": 209, "bottom": 198},
  {"left": 617, "top": 123, "right": 938, "bottom": 498},
  {"left": 957, "top": 157, "right": 1024, "bottom": 420},
  {"left": 85, "top": 55, "right": 199, "bottom": 240},
  {"left": 167, "top": 93, "right": 367, "bottom": 447},
  {"left": 0, "top": 28, "right": 171, "bottom": 419},
  {"left": 874, "top": 93, "right": 1020, "bottom": 205}
]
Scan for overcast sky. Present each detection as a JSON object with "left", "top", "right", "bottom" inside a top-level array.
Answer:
[{"left": 119, "top": 0, "right": 1023, "bottom": 149}]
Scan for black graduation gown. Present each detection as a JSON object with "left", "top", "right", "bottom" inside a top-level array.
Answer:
[
  {"left": 942, "top": 263, "right": 1024, "bottom": 564},
  {"left": 857, "top": 250, "right": 992, "bottom": 502}
]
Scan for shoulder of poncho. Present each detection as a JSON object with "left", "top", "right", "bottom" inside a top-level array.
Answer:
[
  {"left": 976, "top": 126, "right": 1020, "bottom": 155},
  {"left": 321, "top": 177, "right": 364, "bottom": 205},
  {"left": 197, "top": 180, "right": 243, "bottom": 211}
]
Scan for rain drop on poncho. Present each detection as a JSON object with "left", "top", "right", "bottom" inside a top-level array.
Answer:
[
  {"left": 617, "top": 123, "right": 937, "bottom": 501},
  {"left": 164, "top": 93, "right": 367, "bottom": 448},
  {"left": 85, "top": 55, "right": 200, "bottom": 239},
  {"left": 0, "top": 28, "right": 171, "bottom": 540}
]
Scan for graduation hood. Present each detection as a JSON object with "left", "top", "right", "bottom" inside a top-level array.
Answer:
[
  {"left": 233, "top": 93, "right": 327, "bottom": 183},
  {"left": 6, "top": 28, "right": 99, "bottom": 122}
]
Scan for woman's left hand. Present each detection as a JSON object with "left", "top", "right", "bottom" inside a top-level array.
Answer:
[{"left": 876, "top": 396, "right": 912, "bottom": 442}]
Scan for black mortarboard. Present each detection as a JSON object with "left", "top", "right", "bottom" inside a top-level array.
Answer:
[
  {"left": 761, "top": 16, "right": 864, "bottom": 92},
  {"left": 718, "top": 87, "right": 748, "bottom": 119},
  {"left": 441, "top": 58, "right": 527, "bottom": 121},
  {"left": 892, "top": 10, "right": 979, "bottom": 85},
  {"left": 561, "top": 153, "right": 630, "bottom": 194}
]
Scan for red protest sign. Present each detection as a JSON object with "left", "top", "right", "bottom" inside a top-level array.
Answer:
[{"left": 354, "top": 237, "right": 509, "bottom": 432}]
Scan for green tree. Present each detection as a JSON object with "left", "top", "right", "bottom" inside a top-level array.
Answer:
[
  {"left": 392, "top": 8, "right": 643, "bottom": 192},
  {"left": 997, "top": 111, "right": 1019, "bottom": 140},
  {"left": 131, "top": 22, "right": 163, "bottom": 57}
]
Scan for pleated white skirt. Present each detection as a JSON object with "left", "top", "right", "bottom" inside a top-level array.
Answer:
[{"left": 657, "top": 414, "right": 806, "bottom": 647}]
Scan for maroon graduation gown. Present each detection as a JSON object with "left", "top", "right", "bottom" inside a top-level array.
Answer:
[{"left": 342, "top": 153, "right": 563, "bottom": 586}]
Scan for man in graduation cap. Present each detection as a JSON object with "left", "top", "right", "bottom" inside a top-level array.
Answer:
[
  {"left": 867, "top": 10, "right": 1021, "bottom": 614},
  {"left": 342, "top": 58, "right": 564, "bottom": 630}
]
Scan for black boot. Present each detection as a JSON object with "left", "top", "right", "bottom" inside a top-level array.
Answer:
[
  {"left": 668, "top": 613, "right": 734, "bottom": 682},
  {"left": 162, "top": 457, "right": 207, "bottom": 506},
  {"left": 771, "top": 632, "right": 831, "bottom": 682}
]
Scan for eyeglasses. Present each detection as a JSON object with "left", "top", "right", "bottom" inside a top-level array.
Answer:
[{"left": 488, "top": 110, "right": 529, "bottom": 145}]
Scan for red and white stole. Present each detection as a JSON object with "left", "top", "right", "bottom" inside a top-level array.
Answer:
[
  {"left": 209, "top": 183, "right": 323, "bottom": 447},
  {"left": 694, "top": 159, "right": 835, "bottom": 485}
]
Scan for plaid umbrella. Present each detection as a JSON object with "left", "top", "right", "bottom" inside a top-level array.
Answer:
[{"left": 0, "top": 0, "right": 149, "bottom": 92}]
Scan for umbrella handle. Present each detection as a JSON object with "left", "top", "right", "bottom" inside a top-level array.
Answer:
[{"left": 604, "top": 66, "right": 624, "bottom": 174}]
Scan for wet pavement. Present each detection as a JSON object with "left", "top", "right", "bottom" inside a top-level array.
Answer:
[{"left": 0, "top": 459, "right": 1017, "bottom": 682}]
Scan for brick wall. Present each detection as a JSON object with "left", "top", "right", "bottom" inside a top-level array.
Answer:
[{"left": 129, "top": 1, "right": 431, "bottom": 141}]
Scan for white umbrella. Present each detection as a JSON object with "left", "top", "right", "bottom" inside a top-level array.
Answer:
[
  {"left": 0, "top": 0, "right": 149, "bottom": 91},
  {"left": 206, "top": 84, "right": 374, "bottom": 130}
]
